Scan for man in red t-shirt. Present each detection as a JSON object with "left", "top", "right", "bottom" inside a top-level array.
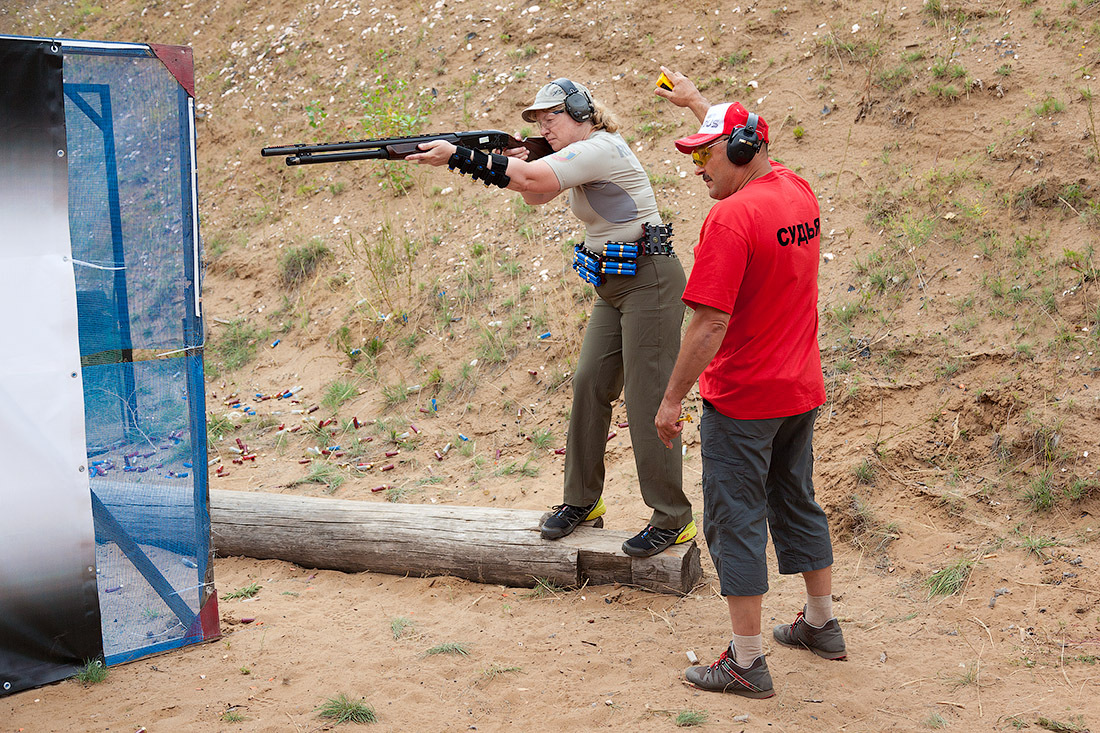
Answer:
[{"left": 655, "top": 71, "right": 846, "bottom": 698}]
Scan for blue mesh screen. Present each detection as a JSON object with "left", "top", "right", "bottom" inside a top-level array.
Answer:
[{"left": 63, "top": 47, "right": 211, "bottom": 664}]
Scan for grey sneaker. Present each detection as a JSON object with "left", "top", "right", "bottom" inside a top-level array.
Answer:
[
  {"left": 683, "top": 648, "right": 775, "bottom": 698},
  {"left": 773, "top": 608, "right": 847, "bottom": 660}
]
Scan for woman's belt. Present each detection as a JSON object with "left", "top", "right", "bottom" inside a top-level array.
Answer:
[{"left": 572, "top": 223, "right": 674, "bottom": 286}]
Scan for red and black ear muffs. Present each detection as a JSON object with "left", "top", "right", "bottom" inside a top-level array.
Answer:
[
  {"left": 551, "top": 78, "right": 594, "bottom": 122},
  {"left": 726, "top": 112, "right": 762, "bottom": 165}
]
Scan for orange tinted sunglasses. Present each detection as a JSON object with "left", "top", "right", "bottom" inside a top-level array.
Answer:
[{"left": 691, "top": 137, "right": 728, "bottom": 167}]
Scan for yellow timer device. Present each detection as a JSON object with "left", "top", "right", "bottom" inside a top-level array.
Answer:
[{"left": 656, "top": 71, "right": 674, "bottom": 91}]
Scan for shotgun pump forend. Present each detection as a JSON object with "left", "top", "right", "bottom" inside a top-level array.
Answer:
[{"left": 261, "top": 130, "right": 553, "bottom": 166}]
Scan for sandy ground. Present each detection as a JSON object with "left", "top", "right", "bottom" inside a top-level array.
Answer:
[{"left": 4, "top": 0, "right": 1100, "bottom": 729}]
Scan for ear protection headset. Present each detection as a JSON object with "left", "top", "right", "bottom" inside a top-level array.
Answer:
[
  {"left": 551, "top": 78, "right": 594, "bottom": 122},
  {"left": 726, "top": 112, "right": 763, "bottom": 165}
]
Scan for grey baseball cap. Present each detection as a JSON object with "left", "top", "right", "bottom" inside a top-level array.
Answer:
[{"left": 521, "top": 80, "right": 592, "bottom": 122}]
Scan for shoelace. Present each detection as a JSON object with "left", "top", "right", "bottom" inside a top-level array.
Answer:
[
  {"left": 786, "top": 610, "right": 806, "bottom": 636},
  {"left": 709, "top": 648, "right": 733, "bottom": 672},
  {"left": 640, "top": 525, "right": 675, "bottom": 542},
  {"left": 551, "top": 503, "right": 593, "bottom": 520}
]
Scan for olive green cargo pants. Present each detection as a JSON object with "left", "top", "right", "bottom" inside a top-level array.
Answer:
[{"left": 563, "top": 254, "right": 692, "bottom": 530}]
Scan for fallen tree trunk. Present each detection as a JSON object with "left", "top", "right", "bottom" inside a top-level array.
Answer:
[{"left": 210, "top": 490, "right": 701, "bottom": 595}]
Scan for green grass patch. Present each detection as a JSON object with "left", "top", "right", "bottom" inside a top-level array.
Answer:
[
  {"left": 853, "top": 458, "right": 876, "bottom": 485},
  {"left": 925, "top": 557, "right": 975, "bottom": 597},
  {"left": 289, "top": 462, "right": 345, "bottom": 493},
  {"left": 280, "top": 238, "right": 331, "bottom": 286},
  {"left": 323, "top": 379, "right": 358, "bottom": 411},
  {"left": 1024, "top": 470, "right": 1058, "bottom": 511},
  {"left": 721, "top": 50, "right": 751, "bottom": 66},
  {"left": 529, "top": 428, "right": 554, "bottom": 450},
  {"left": 1036, "top": 716, "right": 1088, "bottom": 733},
  {"left": 876, "top": 65, "right": 912, "bottom": 91},
  {"left": 73, "top": 659, "right": 108, "bottom": 685},
  {"left": 924, "top": 712, "right": 948, "bottom": 729},
  {"left": 382, "top": 381, "right": 410, "bottom": 406},
  {"left": 223, "top": 581, "right": 262, "bottom": 600},
  {"left": 675, "top": 709, "right": 710, "bottom": 727},
  {"left": 316, "top": 693, "right": 377, "bottom": 724},
  {"left": 1067, "top": 478, "right": 1098, "bottom": 502},
  {"left": 497, "top": 459, "right": 540, "bottom": 478},
  {"left": 210, "top": 319, "right": 267, "bottom": 374},
  {"left": 1016, "top": 531, "right": 1060, "bottom": 559},
  {"left": 391, "top": 616, "right": 414, "bottom": 639},
  {"left": 424, "top": 642, "right": 470, "bottom": 657},
  {"left": 525, "top": 577, "right": 566, "bottom": 598},
  {"left": 481, "top": 664, "right": 523, "bottom": 680},
  {"left": 1033, "top": 97, "right": 1065, "bottom": 116},
  {"left": 207, "top": 412, "right": 234, "bottom": 443},
  {"left": 930, "top": 82, "right": 962, "bottom": 100},
  {"left": 384, "top": 485, "right": 420, "bottom": 503}
]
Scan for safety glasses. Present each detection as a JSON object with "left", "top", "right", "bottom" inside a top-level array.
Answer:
[{"left": 690, "top": 137, "right": 728, "bottom": 167}]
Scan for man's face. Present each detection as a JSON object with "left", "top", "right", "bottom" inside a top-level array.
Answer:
[
  {"left": 691, "top": 137, "right": 757, "bottom": 200},
  {"left": 692, "top": 137, "right": 736, "bottom": 200}
]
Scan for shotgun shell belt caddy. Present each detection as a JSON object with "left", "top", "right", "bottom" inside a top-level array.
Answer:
[{"left": 571, "top": 223, "right": 675, "bottom": 286}]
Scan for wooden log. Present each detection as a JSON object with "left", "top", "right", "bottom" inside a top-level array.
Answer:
[{"left": 210, "top": 490, "right": 701, "bottom": 594}]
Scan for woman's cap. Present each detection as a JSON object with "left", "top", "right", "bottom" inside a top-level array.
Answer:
[{"left": 521, "top": 80, "right": 593, "bottom": 122}]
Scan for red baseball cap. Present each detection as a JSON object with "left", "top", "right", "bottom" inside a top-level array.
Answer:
[{"left": 674, "top": 102, "right": 769, "bottom": 153}]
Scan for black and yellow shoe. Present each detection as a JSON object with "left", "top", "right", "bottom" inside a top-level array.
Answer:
[
  {"left": 540, "top": 497, "right": 606, "bottom": 540},
  {"left": 621, "top": 520, "right": 697, "bottom": 557}
]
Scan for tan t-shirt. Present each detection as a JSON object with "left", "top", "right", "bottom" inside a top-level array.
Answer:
[{"left": 542, "top": 131, "right": 662, "bottom": 254}]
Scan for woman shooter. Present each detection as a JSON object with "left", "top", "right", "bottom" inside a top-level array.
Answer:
[{"left": 407, "top": 79, "right": 694, "bottom": 557}]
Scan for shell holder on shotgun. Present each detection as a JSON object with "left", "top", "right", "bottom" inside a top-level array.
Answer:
[
  {"left": 447, "top": 146, "right": 511, "bottom": 188},
  {"left": 571, "top": 223, "right": 675, "bottom": 286}
]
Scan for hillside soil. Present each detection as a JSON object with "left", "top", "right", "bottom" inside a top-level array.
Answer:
[{"left": 3, "top": 0, "right": 1100, "bottom": 730}]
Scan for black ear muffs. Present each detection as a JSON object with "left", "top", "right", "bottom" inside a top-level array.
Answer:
[
  {"left": 552, "top": 78, "right": 594, "bottom": 122},
  {"left": 726, "top": 112, "right": 763, "bottom": 165}
]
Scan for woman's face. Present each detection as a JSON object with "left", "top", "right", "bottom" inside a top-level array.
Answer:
[{"left": 533, "top": 107, "right": 591, "bottom": 151}]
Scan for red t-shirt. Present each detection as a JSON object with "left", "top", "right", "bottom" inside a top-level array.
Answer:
[{"left": 682, "top": 163, "right": 826, "bottom": 419}]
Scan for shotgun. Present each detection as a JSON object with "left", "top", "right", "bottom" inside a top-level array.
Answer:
[{"left": 261, "top": 130, "right": 553, "bottom": 166}]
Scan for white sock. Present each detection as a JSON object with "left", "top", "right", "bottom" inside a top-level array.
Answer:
[
  {"left": 731, "top": 633, "right": 763, "bottom": 668},
  {"left": 804, "top": 593, "right": 833, "bottom": 627}
]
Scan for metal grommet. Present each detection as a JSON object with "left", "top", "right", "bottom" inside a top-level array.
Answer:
[
  {"left": 2, "top": 681, "right": 10, "bottom": 691},
  {"left": 51, "top": 44, "right": 59, "bottom": 53},
  {"left": 78, "top": 465, "right": 85, "bottom": 472},
  {"left": 57, "top": 149, "right": 66, "bottom": 157},
  {"left": 71, "top": 372, "right": 78, "bottom": 378}
]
